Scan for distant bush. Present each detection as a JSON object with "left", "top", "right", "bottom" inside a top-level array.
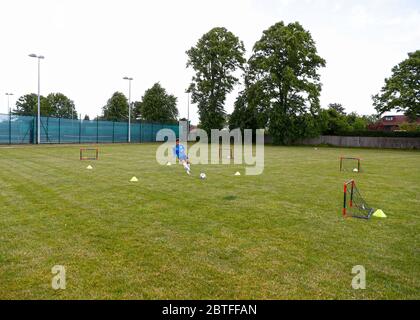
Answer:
[{"left": 399, "top": 123, "right": 420, "bottom": 132}]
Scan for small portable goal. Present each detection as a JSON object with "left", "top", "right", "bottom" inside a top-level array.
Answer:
[
  {"left": 219, "top": 145, "right": 234, "bottom": 160},
  {"left": 340, "top": 157, "right": 361, "bottom": 172},
  {"left": 343, "top": 179, "right": 374, "bottom": 219},
  {"left": 80, "top": 148, "right": 99, "bottom": 161}
]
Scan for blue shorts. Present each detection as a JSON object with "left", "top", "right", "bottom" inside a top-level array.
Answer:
[{"left": 178, "top": 154, "right": 188, "bottom": 161}]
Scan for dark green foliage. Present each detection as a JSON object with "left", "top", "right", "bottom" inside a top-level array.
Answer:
[
  {"left": 373, "top": 50, "right": 420, "bottom": 121},
  {"left": 328, "top": 103, "right": 346, "bottom": 115},
  {"left": 229, "top": 81, "right": 270, "bottom": 133},
  {"left": 246, "top": 21, "right": 326, "bottom": 144},
  {"left": 13, "top": 93, "right": 77, "bottom": 118},
  {"left": 346, "top": 112, "right": 369, "bottom": 131},
  {"left": 102, "top": 92, "right": 129, "bottom": 121},
  {"left": 187, "top": 27, "right": 246, "bottom": 134},
  {"left": 134, "top": 83, "right": 178, "bottom": 123},
  {"left": 319, "top": 108, "right": 351, "bottom": 134},
  {"left": 319, "top": 106, "right": 375, "bottom": 135},
  {"left": 46, "top": 93, "right": 77, "bottom": 118}
]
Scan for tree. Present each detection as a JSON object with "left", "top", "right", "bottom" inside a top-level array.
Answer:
[
  {"left": 83, "top": 114, "right": 90, "bottom": 121},
  {"left": 186, "top": 27, "right": 246, "bottom": 134},
  {"left": 13, "top": 93, "right": 51, "bottom": 116},
  {"left": 400, "top": 122, "right": 420, "bottom": 132},
  {"left": 46, "top": 93, "right": 77, "bottom": 118},
  {"left": 132, "top": 101, "right": 142, "bottom": 120},
  {"left": 373, "top": 50, "right": 420, "bottom": 121},
  {"left": 319, "top": 108, "right": 350, "bottom": 134},
  {"left": 134, "top": 83, "right": 178, "bottom": 123},
  {"left": 247, "top": 22, "right": 326, "bottom": 144},
  {"left": 328, "top": 103, "right": 346, "bottom": 115},
  {"left": 319, "top": 107, "right": 373, "bottom": 134},
  {"left": 13, "top": 93, "right": 78, "bottom": 118},
  {"left": 346, "top": 112, "right": 368, "bottom": 131},
  {"left": 229, "top": 82, "right": 270, "bottom": 132},
  {"left": 229, "top": 92, "right": 258, "bottom": 133},
  {"left": 102, "top": 92, "right": 129, "bottom": 121}
]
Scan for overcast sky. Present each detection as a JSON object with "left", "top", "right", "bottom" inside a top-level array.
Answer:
[{"left": 0, "top": 0, "right": 419, "bottom": 123}]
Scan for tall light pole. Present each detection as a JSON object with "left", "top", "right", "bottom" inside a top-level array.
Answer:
[
  {"left": 29, "top": 53, "right": 45, "bottom": 144},
  {"left": 187, "top": 92, "right": 190, "bottom": 140},
  {"left": 123, "top": 77, "right": 133, "bottom": 143},
  {"left": 5, "top": 93, "right": 14, "bottom": 114}
]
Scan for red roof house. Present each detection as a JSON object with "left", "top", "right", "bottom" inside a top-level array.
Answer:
[{"left": 369, "top": 115, "right": 420, "bottom": 131}]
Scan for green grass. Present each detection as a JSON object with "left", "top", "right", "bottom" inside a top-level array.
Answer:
[{"left": 0, "top": 143, "right": 419, "bottom": 299}]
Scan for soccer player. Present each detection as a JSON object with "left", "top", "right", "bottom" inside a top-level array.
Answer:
[{"left": 173, "top": 138, "right": 191, "bottom": 175}]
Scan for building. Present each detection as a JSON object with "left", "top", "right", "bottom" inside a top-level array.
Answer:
[{"left": 369, "top": 115, "right": 420, "bottom": 131}]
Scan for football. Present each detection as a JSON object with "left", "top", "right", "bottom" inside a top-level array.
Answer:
[{"left": 200, "top": 173, "right": 206, "bottom": 179}]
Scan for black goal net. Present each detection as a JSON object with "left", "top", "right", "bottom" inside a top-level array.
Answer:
[
  {"left": 219, "top": 145, "right": 234, "bottom": 160},
  {"left": 80, "top": 148, "right": 99, "bottom": 160},
  {"left": 343, "top": 180, "right": 374, "bottom": 219},
  {"left": 340, "top": 157, "right": 361, "bottom": 172}
]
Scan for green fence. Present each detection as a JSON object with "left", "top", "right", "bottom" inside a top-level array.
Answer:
[{"left": 0, "top": 114, "right": 179, "bottom": 144}]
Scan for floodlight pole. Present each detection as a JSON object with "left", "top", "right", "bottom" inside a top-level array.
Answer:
[
  {"left": 123, "top": 77, "right": 133, "bottom": 143},
  {"left": 29, "top": 54, "right": 44, "bottom": 144},
  {"left": 5, "top": 93, "right": 14, "bottom": 114},
  {"left": 187, "top": 92, "right": 190, "bottom": 140}
]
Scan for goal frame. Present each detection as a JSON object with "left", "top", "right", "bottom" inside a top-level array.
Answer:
[
  {"left": 219, "top": 144, "right": 234, "bottom": 160},
  {"left": 80, "top": 148, "right": 99, "bottom": 161},
  {"left": 343, "top": 179, "right": 374, "bottom": 219},
  {"left": 340, "top": 157, "right": 361, "bottom": 172}
]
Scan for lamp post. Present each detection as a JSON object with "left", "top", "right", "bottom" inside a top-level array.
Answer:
[
  {"left": 187, "top": 92, "right": 190, "bottom": 140},
  {"left": 123, "top": 77, "right": 133, "bottom": 143},
  {"left": 29, "top": 53, "right": 45, "bottom": 144},
  {"left": 5, "top": 93, "right": 14, "bottom": 114}
]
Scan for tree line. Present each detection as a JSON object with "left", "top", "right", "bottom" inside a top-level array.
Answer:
[
  {"left": 187, "top": 23, "right": 419, "bottom": 143},
  {"left": 11, "top": 21, "right": 419, "bottom": 142}
]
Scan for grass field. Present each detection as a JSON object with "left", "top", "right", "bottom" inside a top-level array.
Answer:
[{"left": 0, "top": 143, "right": 419, "bottom": 299}]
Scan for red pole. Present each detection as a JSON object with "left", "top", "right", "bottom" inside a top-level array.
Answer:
[
  {"left": 350, "top": 180, "right": 354, "bottom": 208},
  {"left": 343, "top": 182, "right": 347, "bottom": 217}
]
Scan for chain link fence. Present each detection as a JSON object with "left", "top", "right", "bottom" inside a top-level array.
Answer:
[{"left": 0, "top": 113, "right": 179, "bottom": 144}]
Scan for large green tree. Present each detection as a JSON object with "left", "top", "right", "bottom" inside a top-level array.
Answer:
[
  {"left": 102, "top": 92, "right": 129, "bottom": 121},
  {"left": 319, "top": 108, "right": 351, "bottom": 135},
  {"left": 13, "top": 93, "right": 77, "bottom": 118},
  {"left": 13, "top": 93, "right": 52, "bottom": 116},
  {"left": 186, "top": 27, "right": 246, "bottom": 134},
  {"left": 373, "top": 50, "right": 420, "bottom": 121},
  {"left": 134, "top": 83, "right": 178, "bottom": 123},
  {"left": 46, "top": 93, "right": 77, "bottom": 118},
  {"left": 229, "top": 82, "right": 270, "bottom": 132},
  {"left": 247, "top": 21, "right": 326, "bottom": 144},
  {"left": 319, "top": 106, "right": 372, "bottom": 135},
  {"left": 328, "top": 103, "right": 346, "bottom": 115}
]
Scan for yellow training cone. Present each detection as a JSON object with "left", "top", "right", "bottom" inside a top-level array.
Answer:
[
  {"left": 86, "top": 165, "right": 93, "bottom": 170},
  {"left": 373, "top": 209, "right": 386, "bottom": 218},
  {"left": 130, "top": 176, "right": 139, "bottom": 182}
]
